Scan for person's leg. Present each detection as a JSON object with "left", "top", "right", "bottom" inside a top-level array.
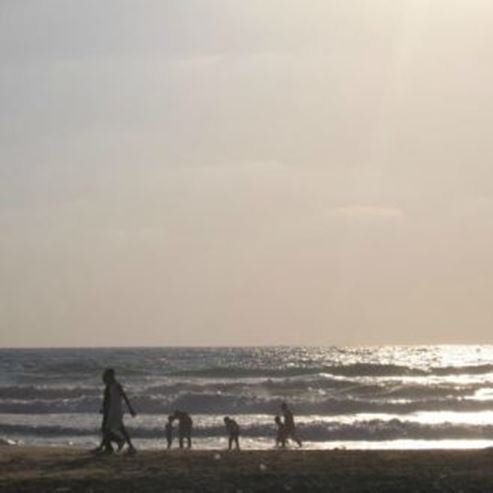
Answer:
[
  {"left": 120, "top": 425, "right": 136, "bottom": 454},
  {"left": 111, "top": 431, "right": 125, "bottom": 452},
  {"left": 292, "top": 431, "right": 302, "bottom": 447},
  {"left": 93, "top": 417, "right": 108, "bottom": 452},
  {"left": 280, "top": 433, "right": 286, "bottom": 448},
  {"left": 99, "top": 429, "right": 115, "bottom": 454},
  {"left": 103, "top": 441, "right": 114, "bottom": 453},
  {"left": 228, "top": 436, "right": 232, "bottom": 450},
  {"left": 287, "top": 430, "right": 301, "bottom": 447},
  {"left": 93, "top": 436, "right": 105, "bottom": 453},
  {"left": 187, "top": 432, "right": 191, "bottom": 449},
  {"left": 235, "top": 435, "right": 240, "bottom": 450},
  {"left": 179, "top": 433, "right": 184, "bottom": 449}
]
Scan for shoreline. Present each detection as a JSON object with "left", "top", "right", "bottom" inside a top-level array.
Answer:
[{"left": 2, "top": 447, "right": 493, "bottom": 492}]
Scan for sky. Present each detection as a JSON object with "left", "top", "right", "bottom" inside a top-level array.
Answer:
[{"left": 1, "top": 0, "right": 493, "bottom": 347}]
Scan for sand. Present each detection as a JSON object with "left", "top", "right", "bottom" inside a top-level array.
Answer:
[{"left": 1, "top": 447, "right": 493, "bottom": 492}]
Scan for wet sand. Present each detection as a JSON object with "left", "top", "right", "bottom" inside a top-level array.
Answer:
[{"left": 1, "top": 447, "right": 493, "bottom": 492}]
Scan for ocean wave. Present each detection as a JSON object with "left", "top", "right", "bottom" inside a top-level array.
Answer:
[
  {"left": 0, "top": 397, "right": 100, "bottom": 414},
  {"left": 0, "top": 378, "right": 477, "bottom": 405},
  {"left": 168, "top": 363, "right": 493, "bottom": 379},
  {"left": 2, "top": 392, "right": 493, "bottom": 415},
  {"left": 433, "top": 365, "right": 493, "bottom": 376},
  {"left": 168, "top": 367, "right": 329, "bottom": 379},
  {"left": 5, "top": 361, "right": 493, "bottom": 388},
  {"left": 168, "top": 364, "right": 427, "bottom": 379},
  {"left": 0, "top": 385, "right": 99, "bottom": 400},
  {"left": 4, "top": 419, "right": 493, "bottom": 442}
]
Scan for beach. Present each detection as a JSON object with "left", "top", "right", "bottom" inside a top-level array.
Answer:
[
  {"left": 3, "top": 347, "right": 493, "bottom": 491},
  {"left": 2, "top": 447, "right": 493, "bottom": 492}
]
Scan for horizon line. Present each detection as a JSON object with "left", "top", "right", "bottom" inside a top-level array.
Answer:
[{"left": 1, "top": 343, "right": 492, "bottom": 350}]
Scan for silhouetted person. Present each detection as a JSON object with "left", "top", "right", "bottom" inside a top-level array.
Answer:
[
  {"left": 224, "top": 416, "right": 240, "bottom": 450},
  {"left": 93, "top": 371, "right": 119, "bottom": 454},
  {"left": 274, "top": 415, "right": 287, "bottom": 448},
  {"left": 93, "top": 368, "right": 124, "bottom": 454},
  {"left": 280, "top": 402, "right": 302, "bottom": 447},
  {"left": 173, "top": 410, "right": 193, "bottom": 449},
  {"left": 95, "top": 368, "right": 137, "bottom": 455},
  {"left": 165, "top": 415, "right": 174, "bottom": 449}
]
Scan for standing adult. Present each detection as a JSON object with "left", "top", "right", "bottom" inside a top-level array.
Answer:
[
  {"left": 173, "top": 410, "right": 193, "bottom": 449},
  {"left": 94, "top": 368, "right": 137, "bottom": 455}
]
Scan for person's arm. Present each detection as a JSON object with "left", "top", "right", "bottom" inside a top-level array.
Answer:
[{"left": 119, "top": 384, "right": 136, "bottom": 417}]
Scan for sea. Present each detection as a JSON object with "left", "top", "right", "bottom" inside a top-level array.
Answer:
[{"left": 2, "top": 346, "right": 493, "bottom": 450}]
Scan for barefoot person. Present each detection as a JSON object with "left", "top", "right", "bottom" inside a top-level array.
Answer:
[
  {"left": 173, "top": 410, "right": 193, "bottom": 449},
  {"left": 93, "top": 369, "right": 119, "bottom": 455},
  {"left": 280, "top": 402, "right": 302, "bottom": 447},
  {"left": 95, "top": 368, "right": 137, "bottom": 455},
  {"left": 223, "top": 416, "right": 240, "bottom": 450}
]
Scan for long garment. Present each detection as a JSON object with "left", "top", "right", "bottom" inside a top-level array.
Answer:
[{"left": 104, "top": 382, "right": 125, "bottom": 440}]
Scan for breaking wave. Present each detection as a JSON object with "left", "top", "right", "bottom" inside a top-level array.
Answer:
[
  {"left": 2, "top": 346, "right": 493, "bottom": 448},
  {"left": 4, "top": 419, "right": 493, "bottom": 442}
]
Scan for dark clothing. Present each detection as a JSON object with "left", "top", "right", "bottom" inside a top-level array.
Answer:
[
  {"left": 281, "top": 407, "right": 302, "bottom": 447},
  {"left": 275, "top": 422, "right": 287, "bottom": 448},
  {"left": 283, "top": 409, "right": 295, "bottom": 432},
  {"left": 98, "top": 385, "right": 117, "bottom": 452},
  {"left": 225, "top": 419, "right": 240, "bottom": 450},
  {"left": 97, "top": 377, "right": 136, "bottom": 454},
  {"left": 165, "top": 423, "right": 173, "bottom": 449},
  {"left": 174, "top": 412, "right": 193, "bottom": 449}
]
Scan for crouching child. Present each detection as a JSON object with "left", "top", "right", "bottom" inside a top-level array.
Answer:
[{"left": 224, "top": 416, "right": 240, "bottom": 450}]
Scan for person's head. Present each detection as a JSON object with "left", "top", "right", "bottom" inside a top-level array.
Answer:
[
  {"left": 274, "top": 415, "right": 281, "bottom": 425},
  {"left": 224, "top": 416, "right": 230, "bottom": 424},
  {"left": 102, "top": 368, "right": 115, "bottom": 384},
  {"left": 281, "top": 402, "right": 287, "bottom": 411}
]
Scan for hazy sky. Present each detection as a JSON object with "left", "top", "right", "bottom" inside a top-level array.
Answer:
[{"left": 1, "top": 1, "right": 493, "bottom": 347}]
